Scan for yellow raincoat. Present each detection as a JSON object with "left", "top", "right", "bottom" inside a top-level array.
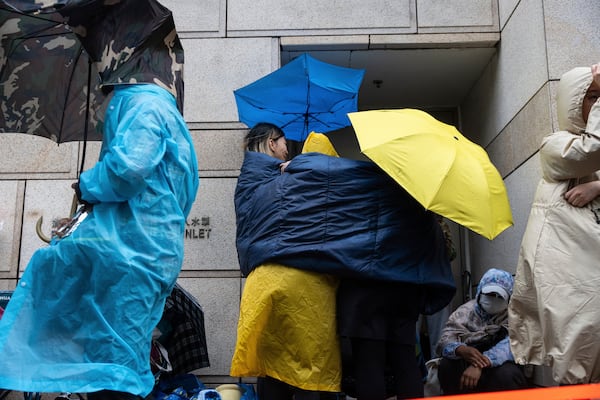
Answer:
[{"left": 230, "top": 265, "right": 340, "bottom": 391}]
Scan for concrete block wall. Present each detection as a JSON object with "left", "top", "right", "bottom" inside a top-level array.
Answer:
[{"left": 461, "top": 0, "right": 600, "bottom": 281}]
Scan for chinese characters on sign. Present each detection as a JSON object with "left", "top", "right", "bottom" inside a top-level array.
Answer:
[{"left": 185, "top": 216, "right": 212, "bottom": 239}]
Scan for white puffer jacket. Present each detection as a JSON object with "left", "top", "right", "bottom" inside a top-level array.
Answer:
[{"left": 508, "top": 67, "right": 600, "bottom": 384}]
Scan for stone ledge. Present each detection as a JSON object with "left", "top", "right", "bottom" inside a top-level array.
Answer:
[{"left": 281, "top": 33, "right": 499, "bottom": 51}]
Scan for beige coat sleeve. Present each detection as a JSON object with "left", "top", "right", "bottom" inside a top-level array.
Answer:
[{"left": 540, "top": 101, "right": 600, "bottom": 181}]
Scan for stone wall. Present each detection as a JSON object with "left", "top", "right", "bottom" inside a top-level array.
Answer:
[{"left": 463, "top": 0, "right": 600, "bottom": 283}]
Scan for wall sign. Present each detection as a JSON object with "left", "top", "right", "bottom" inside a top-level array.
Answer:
[{"left": 185, "top": 216, "right": 212, "bottom": 239}]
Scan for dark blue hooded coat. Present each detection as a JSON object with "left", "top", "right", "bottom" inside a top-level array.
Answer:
[{"left": 235, "top": 151, "right": 455, "bottom": 314}]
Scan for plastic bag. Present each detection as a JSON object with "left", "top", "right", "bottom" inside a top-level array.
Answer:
[
  {"left": 152, "top": 374, "right": 206, "bottom": 400},
  {"left": 239, "top": 383, "right": 257, "bottom": 400},
  {"left": 193, "top": 389, "right": 220, "bottom": 400},
  {"left": 424, "top": 357, "right": 442, "bottom": 397},
  {"left": 151, "top": 339, "right": 173, "bottom": 374}
]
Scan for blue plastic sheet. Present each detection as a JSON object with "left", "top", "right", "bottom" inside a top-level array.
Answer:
[{"left": 0, "top": 85, "right": 198, "bottom": 396}]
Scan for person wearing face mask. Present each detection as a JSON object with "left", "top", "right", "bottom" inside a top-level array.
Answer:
[{"left": 435, "top": 268, "right": 528, "bottom": 394}]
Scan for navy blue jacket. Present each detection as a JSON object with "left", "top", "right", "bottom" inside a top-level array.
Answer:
[{"left": 235, "top": 151, "right": 455, "bottom": 314}]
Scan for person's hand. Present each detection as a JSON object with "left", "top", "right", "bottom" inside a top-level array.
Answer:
[
  {"left": 52, "top": 217, "right": 72, "bottom": 238},
  {"left": 460, "top": 365, "right": 482, "bottom": 390},
  {"left": 592, "top": 63, "right": 600, "bottom": 87},
  {"left": 455, "top": 345, "right": 491, "bottom": 368},
  {"left": 564, "top": 181, "right": 600, "bottom": 207},
  {"left": 279, "top": 160, "right": 291, "bottom": 173}
]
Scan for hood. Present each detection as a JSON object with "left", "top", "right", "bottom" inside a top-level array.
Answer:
[
  {"left": 476, "top": 268, "right": 513, "bottom": 299},
  {"left": 556, "top": 66, "right": 593, "bottom": 134}
]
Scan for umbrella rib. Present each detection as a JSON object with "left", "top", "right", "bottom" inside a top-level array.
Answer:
[
  {"left": 304, "top": 71, "right": 310, "bottom": 140},
  {"left": 3, "top": 16, "right": 70, "bottom": 63},
  {"left": 1, "top": 7, "right": 62, "bottom": 27},
  {"left": 59, "top": 46, "right": 85, "bottom": 143}
]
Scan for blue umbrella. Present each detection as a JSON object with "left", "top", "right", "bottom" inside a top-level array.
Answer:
[{"left": 234, "top": 53, "right": 365, "bottom": 141}]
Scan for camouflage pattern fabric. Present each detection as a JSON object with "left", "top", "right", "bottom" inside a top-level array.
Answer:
[
  {"left": 0, "top": 7, "right": 105, "bottom": 141},
  {"left": 0, "top": 0, "right": 184, "bottom": 142}
]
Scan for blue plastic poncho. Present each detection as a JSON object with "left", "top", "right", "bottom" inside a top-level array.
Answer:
[
  {"left": 235, "top": 151, "right": 455, "bottom": 314},
  {"left": 0, "top": 84, "right": 198, "bottom": 396}
]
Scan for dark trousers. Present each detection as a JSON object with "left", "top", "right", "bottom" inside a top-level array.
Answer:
[
  {"left": 438, "top": 358, "right": 528, "bottom": 395},
  {"left": 350, "top": 338, "right": 424, "bottom": 400},
  {"left": 257, "top": 376, "right": 340, "bottom": 400}
]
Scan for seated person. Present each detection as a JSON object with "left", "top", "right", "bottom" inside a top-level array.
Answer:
[{"left": 436, "top": 268, "right": 528, "bottom": 394}]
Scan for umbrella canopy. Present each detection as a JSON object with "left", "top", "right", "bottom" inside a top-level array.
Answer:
[
  {"left": 0, "top": 7, "right": 104, "bottom": 141},
  {"left": 0, "top": 0, "right": 184, "bottom": 142},
  {"left": 234, "top": 53, "right": 365, "bottom": 141},
  {"left": 348, "top": 109, "right": 513, "bottom": 240}
]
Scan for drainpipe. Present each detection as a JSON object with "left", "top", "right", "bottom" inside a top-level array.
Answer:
[{"left": 461, "top": 226, "right": 473, "bottom": 302}]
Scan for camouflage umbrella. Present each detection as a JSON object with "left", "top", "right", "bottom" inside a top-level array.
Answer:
[{"left": 0, "top": 0, "right": 184, "bottom": 143}]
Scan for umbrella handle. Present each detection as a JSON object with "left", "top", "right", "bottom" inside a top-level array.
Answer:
[
  {"left": 35, "top": 216, "right": 51, "bottom": 244},
  {"left": 68, "top": 193, "right": 78, "bottom": 217},
  {"left": 35, "top": 194, "right": 79, "bottom": 243}
]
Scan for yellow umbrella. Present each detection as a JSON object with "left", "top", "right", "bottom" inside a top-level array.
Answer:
[{"left": 347, "top": 109, "right": 513, "bottom": 240}]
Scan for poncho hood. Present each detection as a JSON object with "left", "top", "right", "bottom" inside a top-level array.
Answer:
[{"left": 556, "top": 66, "right": 593, "bottom": 134}]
